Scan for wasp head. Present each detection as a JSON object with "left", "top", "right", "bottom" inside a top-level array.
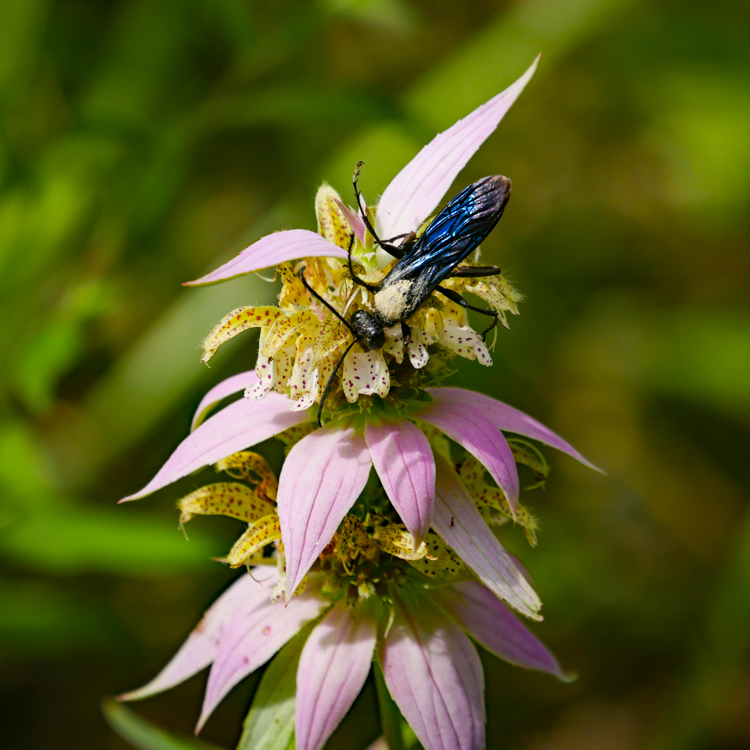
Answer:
[{"left": 350, "top": 310, "right": 385, "bottom": 351}]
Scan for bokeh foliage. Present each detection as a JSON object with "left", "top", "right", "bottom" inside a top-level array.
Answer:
[{"left": 1, "top": 0, "right": 749, "bottom": 748}]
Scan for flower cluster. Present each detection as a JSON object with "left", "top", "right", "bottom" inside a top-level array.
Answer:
[
  {"left": 122, "top": 449, "right": 570, "bottom": 750},
  {"left": 119, "top": 56, "right": 601, "bottom": 750},
  {"left": 198, "top": 181, "right": 522, "bottom": 416}
]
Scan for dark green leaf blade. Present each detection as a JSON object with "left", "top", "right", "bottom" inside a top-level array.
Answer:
[
  {"left": 102, "top": 700, "right": 226, "bottom": 750},
  {"left": 373, "top": 662, "right": 404, "bottom": 750}
]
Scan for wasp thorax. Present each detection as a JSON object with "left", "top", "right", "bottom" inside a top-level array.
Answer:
[{"left": 350, "top": 310, "right": 385, "bottom": 351}]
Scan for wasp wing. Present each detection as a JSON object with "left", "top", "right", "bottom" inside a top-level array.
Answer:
[{"left": 384, "top": 175, "right": 511, "bottom": 291}]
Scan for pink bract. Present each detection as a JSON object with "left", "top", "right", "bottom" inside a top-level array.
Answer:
[
  {"left": 122, "top": 377, "right": 596, "bottom": 618},
  {"left": 120, "top": 569, "right": 567, "bottom": 750},
  {"left": 182, "top": 56, "right": 540, "bottom": 287}
]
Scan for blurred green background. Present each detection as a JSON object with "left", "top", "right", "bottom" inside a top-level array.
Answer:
[{"left": 1, "top": 0, "right": 749, "bottom": 748}]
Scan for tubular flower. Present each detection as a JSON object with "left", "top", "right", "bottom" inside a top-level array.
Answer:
[
  {"left": 123, "top": 373, "right": 597, "bottom": 614},
  {"left": 120, "top": 57, "right": 602, "bottom": 750},
  {"left": 121, "top": 454, "right": 572, "bottom": 750}
]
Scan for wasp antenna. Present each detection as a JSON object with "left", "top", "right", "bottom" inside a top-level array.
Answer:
[
  {"left": 317, "top": 339, "right": 358, "bottom": 427},
  {"left": 352, "top": 162, "right": 367, "bottom": 217},
  {"left": 298, "top": 266, "right": 355, "bottom": 335}
]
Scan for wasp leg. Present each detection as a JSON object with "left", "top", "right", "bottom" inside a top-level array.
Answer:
[
  {"left": 401, "top": 321, "right": 411, "bottom": 348},
  {"left": 450, "top": 264, "right": 501, "bottom": 278},
  {"left": 352, "top": 161, "right": 405, "bottom": 259},
  {"left": 436, "top": 285, "right": 499, "bottom": 341},
  {"left": 346, "top": 232, "right": 378, "bottom": 292},
  {"left": 383, "top": 231, "right": 415, "bottom": 245}
]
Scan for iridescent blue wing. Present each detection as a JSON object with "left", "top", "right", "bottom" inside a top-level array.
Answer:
[{"left": 383, "top": 175, "right": 511, "bottom": 291}]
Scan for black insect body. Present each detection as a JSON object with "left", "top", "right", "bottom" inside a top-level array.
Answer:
[
  {"left": 300, "top": 167, "right": 512, "bottom": 424},
  {"left": 349, "top": 173, "right": 511, "bottom": 350}
]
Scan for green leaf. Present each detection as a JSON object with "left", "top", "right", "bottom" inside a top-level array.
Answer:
[
  {"left": 373, "top": 662, "right": 404, "bottom": 750},
  {"left": 102, "top": 700, "right": 226, "bottom": 750},
  {"left": 0, "top": 583, "right": 114, "bottom": 656},
  {"left": 237, "top": 619, "right": 317, "bottom": 750},
  {"left": 1, "top": 508, "right": 222, "bottom": 575}
]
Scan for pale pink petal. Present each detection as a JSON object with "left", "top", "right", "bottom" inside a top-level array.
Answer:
[
  {"left": 277, "top": 426, "right": 372, "bottom": 599},
  {"left": 185, "top": 229, "right": 348, "bottom": 287},
  {"left": 433, "top": 455, "right": 541, "bottom": 621},
  {"left": 380, "top": 592, "right": 485, "bottom": 750},
  {"left": 376, "top": 56, "right": 540, "bottom": 240},
  {"left": 429, "top": 387, "right": 602, "bottom": 472},
  {"left": 334, "top": 199, "right": 367, "bottom": 244},
  {"left": 365, "top": 421, "right": 435, "bottom": 549},
  {"left": 119, "top": 570, "right": 278, "bottom": 701},
  {"left": 121, "top": 394, "right": 307, "bottom": 502},
  {"left": 199, "top": 590, "right": 328, "bottom": 731},
  {"left": 296, "top": 603, "right": 377, "bottom": 750},
  {"left": 438, "top": 582, "right": 571, "bottom": 680},
  {"left": 420, "top": 393, "right": 519, "bottom": 513},
  {"left": 191, "top": 370, "right": 258, "bottom": 430}
]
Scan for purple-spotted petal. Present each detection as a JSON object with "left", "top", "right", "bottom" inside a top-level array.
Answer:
[
  {"left": 119, "top": 570, "right": 278, "bottom": 702},
  {"left": 430, "top": 387, "right": 602, "bottom": 472},
  {"left": 121, "top": 393, "right": 307, "bottom": 502},
  {"left": 185, "top": 229, "right": 348, "bottom": 287},
  {"left": 433, "top": 455, "right": 542, "bottom": 621},
  {"left": 191, "top": 370, "right": 258, "bottom": 430},
  {"left": 277, "top": 426, "right": 372, "bottom": 599},
  {"left": 438, "top": 582, "right": 571, "bottom": 680},
  {"left": 335, "top": 199, "right": 367, "bottom": 245},
  {"left": 376, "top": 56, "right": 539, "bottom": 240},
  {"left": 380, "top": 592, "right": 485, "bottom": 750},
  {"left": 365, "top": 421, "right": 435, "bottom": 549},
  {"left": 420, "top": 393, "right": 519, "bottom": 513},
  {"left": 199, "top": 589, "right": 327, "bottom": 731},
  {"left": 296, "top": 603, "right": 377, "bottom": 750}
]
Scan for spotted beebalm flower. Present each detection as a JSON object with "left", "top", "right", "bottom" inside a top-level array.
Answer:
[
  {"left": 121, "top": 452, "right": 572, "bottom": 750},
  {"left": 120, "top": 57, "right": 602, "bottom": 750},
  {"left": 123, "top": 369, "right": 596, "bottom": 616}
]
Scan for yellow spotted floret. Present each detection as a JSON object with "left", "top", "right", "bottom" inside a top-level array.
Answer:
[
  {"left": 215, "top": 451, "right": 278, "bottom": 501},
  {"left": 226, "top": 515, "right": 282, "bottom": 568},
  {"left": 202, "top": 306, "right": 283, "bottom": 364},
  {"left": 177, "top": 483, "right": 275, "bottom": 526},
  {"left": 407, "top": 532, "right": 464, "bottom": 578},
  {"left": 376, "top": 523, "right": 428, "bottom": 560}
]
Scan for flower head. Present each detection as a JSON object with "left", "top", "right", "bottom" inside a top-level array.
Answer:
[
  {"left": 121, "top": 453, "right": 572, "bottom": 750},
  {"left": 119, "top": 56, "right": 602, "bottom": 750}
]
